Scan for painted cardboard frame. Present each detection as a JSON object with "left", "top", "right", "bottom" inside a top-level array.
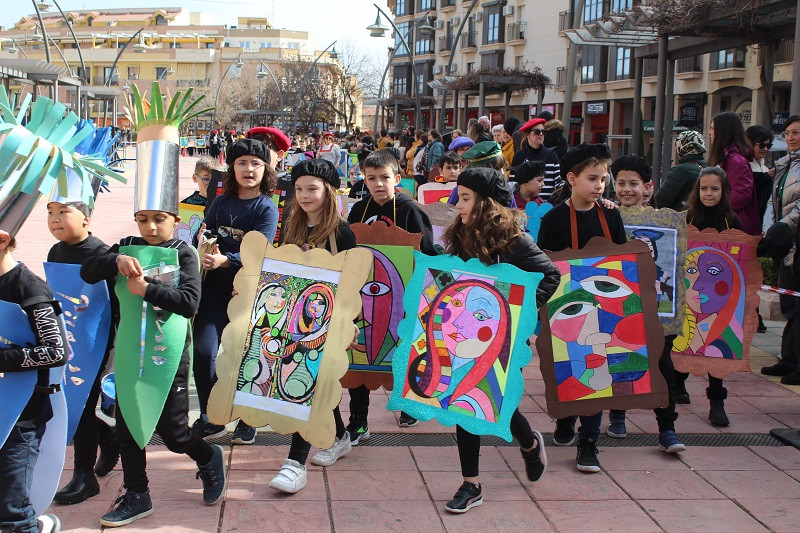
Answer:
[
  {"left": 536, "top": 237, "right": 668, "bottom": 418},
  {"left": 387, "top": 252, "right": 543, "bottom": 441},
  {"left": 342, "top": 222, "right": 422, "bottom": 390},
  {"left": 207, "top": 234, "right": 372, "bottom": 449},
  {"left": 671, "top": 227, "right": 762, "bottom": 379},
  {"left": 619, "top": 206, "right": 688, "bottom": 336}
]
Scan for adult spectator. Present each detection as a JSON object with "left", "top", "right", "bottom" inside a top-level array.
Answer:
[
  {"left": 502, "top": 118, "right": 520, "bottom": 174},
  {"left": 746, "top": 125, "right": 776, "bottom": 222},
  {"left": 425, "top": 129, "right": 445, "bottom": 179},
  {"left": 317, "top": 131, "right": 342, "bottom": 167},
  {"left": 761, "top": 115, "right": 800, "bottom": 384},
  {"left": 405, "top": 130, "right": 424, "bottom": 177},
  {"left": 510, "top": 118, "right": 561, "bottom": 201},
  {"left": 543, "top": 119, "right": 569, "bottom": 159},
  {"left": 656, "top": 130, "right": 707, "bottom": 211},
  {"left": 491, "top": 124, "right": 504, "bottom": 144},
  {"left": 478, "top": 115, "right": 491, "bottom": 132},
  {"left": 707, "top": 112, "right": 760, "bottom": 235},
  {"left": 378, "top": 128, "right": 391, "bottom": 150}
]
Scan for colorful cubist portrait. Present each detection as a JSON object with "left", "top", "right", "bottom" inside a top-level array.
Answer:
[
  {"left": 174, "top": 203, "right": 205, "bottom": 246},
  {"left": 620, "top": 206, "right": 688, "bottom": 336},
  {"left": 672, "top": 228, "right": 761, "bottom": 378},
  {"left": 208, "top": 236, "right": 372, "bottom": 449},
  {"left": 536, "top": 238, "right": 667, "bottom": 418},
  {"left": 387, "top": 253, "right": 542, "bottom": 441},
  {"left": 235, "top": 262, "right": 339, "bottom": 422}
]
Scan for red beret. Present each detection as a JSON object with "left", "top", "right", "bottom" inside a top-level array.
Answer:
[
  {"left": 519, "top": 118, "right": 546, "bottom": 133},
  {"left": 245, "top": 126, "right": 291, "bottom": 152}
]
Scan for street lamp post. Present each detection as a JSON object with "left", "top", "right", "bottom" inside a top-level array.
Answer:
[
  {"left": 211, "top": 53, "right": 244, "bottom": 131},
  {"left": 257, "top": 60, "right": 284, "bottom": 127},
  {"left": 105, "top": 28, "right": 146, "bottom": 87},
  {"left": 30, "top": 0, "right": 51, "bottom": 63},
  {"left": 291, "top": 41, "right": 338, "bottom": 134},
  {"left": 50, "top": 0, "right": 87, "bottom": 83},
  {"left": 437, "top": 0, "right": 480, "bottom": 131},
  {"left": 367, "top": 4, "right": 432, "bottom": 131}
]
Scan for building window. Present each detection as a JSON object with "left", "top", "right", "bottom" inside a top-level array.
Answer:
[
  {"left": 127, "top": 66, "right": 139, "bottom": 80},
  {"left": 611, "top": 0, "right": 633, "bottom": 13},
  {"left": 155, "top": 67, "right": 168, "bottom": 80},
  {"left": 480, "top": 51, "right": 504, "bottom": 69},
  {"left": 583, "top": 0, "right": 603, "bottom": 24},
  {"left": 155, "top": 15, "right": 167, "bottom": 26},
  {"left": 467, "top": 62, "right": 474, "bottom": 72},
  {"left": 395, "top": 22, "right": 410, "bottom": 56},
  {"left": 415, "top": 33, "right": 433, "bottom": 54},
  {"left": 392, "top": 64, "right": 410, "bottom": 96},
  {"left": 484, "top": 5, "right": 504, "bottom": 45},
  {"left": 419, "top": 0, "right": 434, "bottom": 11},
  {"left": 580, "top": 45, "right": 606, "bottom": 83},
  {"left": 614, "top": 47, "right": 631, "bottom": 79},
  {"left": 395, "top": 0, "right": 408, "bottom": 17},
  {"left": 711, "top": 48, "right": 746, "bottom": 70},
  {"left": 103, "top": 67, "right": 118, "bottom": 85},
  {"left": 76, "top": 67, "right": 90, "bottom": 84}
]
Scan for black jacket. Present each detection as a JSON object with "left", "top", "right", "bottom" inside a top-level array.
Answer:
[
  {"left": 348, "top": 192, "right": 437, "bottom": 255},
  {"left": 656, "top": 154, "right": 706, "bottom": 212}
]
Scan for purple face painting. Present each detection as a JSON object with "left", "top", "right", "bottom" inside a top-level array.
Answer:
[{"left": 692, "top": 252, "right": 732, "bottom": 315}]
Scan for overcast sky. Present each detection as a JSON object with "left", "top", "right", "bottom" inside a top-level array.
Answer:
[{"left": 1, "top": 0, "right": 394, "bottom": 59}]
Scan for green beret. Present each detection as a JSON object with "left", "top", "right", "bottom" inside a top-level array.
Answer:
[{"left": 462, "top": 141, "right": 502, "bottom": 167}]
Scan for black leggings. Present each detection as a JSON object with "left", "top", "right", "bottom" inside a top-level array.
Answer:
[
  {"left": 73, "top": 346, "right": 115, "bottom": 470},
  {"left": 287, "top": 407, "right": 346, "bottom": 465},
  {"left": 455, "top": 409, "right": 533, "bottom": 478}
]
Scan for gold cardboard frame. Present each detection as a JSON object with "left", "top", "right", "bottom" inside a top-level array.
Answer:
[{"left": 207, "top": 232, "right": 372, "bottom": 448}]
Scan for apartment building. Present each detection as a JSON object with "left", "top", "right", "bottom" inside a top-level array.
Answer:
[
  {"left": 386, "top": 0, "right": 794, "bottom": 156},
  {"left": 0, "top": 8, "right": 360, "bottom": 132}
]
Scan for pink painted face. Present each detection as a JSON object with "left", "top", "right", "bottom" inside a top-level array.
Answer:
[{"left": 440, "top": 285, "right": 501, "bottom": 360}]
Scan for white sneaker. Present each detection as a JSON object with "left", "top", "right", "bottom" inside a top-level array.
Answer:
[
  {"left": 310, "top": 431, "right": 353, "bottom": 466},
  {"left": 268, "top": 459, "right": 307, "bottom": 494},
  {"left": 38, "top": 514, "right": 61, "bottom": 533}
]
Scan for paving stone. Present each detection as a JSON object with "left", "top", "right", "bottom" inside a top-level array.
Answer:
[{"left": 641, "top": 499, "right": 768, "bottom": 532}]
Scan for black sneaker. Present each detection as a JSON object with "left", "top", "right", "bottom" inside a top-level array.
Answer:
[
  {"left": 761, "top": 361, "right": 794, "bottom": 377},
  {"left": 231, "top": 420, "right": 256, "bottom": 445},
  {"left": 445, "top": 482, "right": 483, "bottom": 513},
  {"left": 191, "top": 418, "right": 228, "bottom": 441},
  {"left": 346, "top": 419, "right": 371, "bottom": 445},
  {"left": 521, "top": 430, "right": 547, "bottom": 482},
  {"left": 553, "top": 417, "right": 577, "bottom": 446},
  {"left": 576, "top": 439, "right": 601, "bottom": 473},
  {"left": 196, "top": 444, "right": 227, "bottom": 505},
  {"left": 398, "top": 412, "right": 418, "bottom": 427},
  {"left": 100, "top": 491, "right": 153, "bottom": 527}
]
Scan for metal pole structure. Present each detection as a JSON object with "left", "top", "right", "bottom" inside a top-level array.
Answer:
[
  {"left": 438, "top": 0, "right": 480, "bottom": 131},
  {"left": 661, "top": 58, "right": 676, "bottom": 183},
  {"left": 211, "top": 53, "right": 242, "bottom": 131},
  {"left": 258, "top": 60, "right": 284, "bottom": 127},
  {"left": 791, "top": 0, "right": 800, "bottom": 115},
  {"left": 105, "top": 28, "right": 144, "bottom": 87},
  {"left": 51, "top": 0, "right": 86, "bottom": 82},
  {"left": 31, "top": 0, "right": 51, "bottom": 64},
  {"left": 631, "top": 56, "right": 643, "bottom": 155},
  {"left": 44, "top": 31, "right": 72, "bottom": 76},
  {"left": 10, "top": 38, "right": 30, "bottom": 59},
  {"left": 291, "top": 40, "right": 337, "bottom": 134},
  {"left": 561, "top": 0, "right": 586, "bottom": 142},
  {"left": 652, "top": 35, "right": 669, "bottom": 189},
  {"left": 373, "top": 4, "right": 422, "bottom": 130}
]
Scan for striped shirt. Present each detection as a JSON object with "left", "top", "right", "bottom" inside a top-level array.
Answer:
[{"left": 510, "top": 144, "right": 562, "bottom": 200}]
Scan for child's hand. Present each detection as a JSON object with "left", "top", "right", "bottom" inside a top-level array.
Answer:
[
  {"left": 203, "top": 244, "right": 229, "bottom": 270},
  {"left": 599, "top": 198, "right": 618, "bottom": 210},
  {"left": 127, "top": 275, "right": 148, "bottom": 297},
  {"left": 117, "top": 255, "right": 143, "bottom": 277},
  {"left": 347, "top": 323, "right": 360, "bottom": 351}
]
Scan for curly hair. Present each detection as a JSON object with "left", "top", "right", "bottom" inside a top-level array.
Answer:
[
  {"left": 443, "top": 193, "right": 522, "bottom": 264},
  {"left": 223, "top": 162, "right": 277, "bottom": 197}
]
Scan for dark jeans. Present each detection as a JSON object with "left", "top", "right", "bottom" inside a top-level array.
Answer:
[
  {"left": 193, "top": 284, "right": 232, "bottom": 415},
  {"left": 287, "top": 407, "right": 346, "bottom": 465},
  {"left": 779, "top": 265, "right": 799, "bottom": 371},
  {"left": 73, "top": 348, "right": 115, "bottom": 471},
  {"left": 116, "top": 354, "right": 214, "bottom": 493},
  {"left": 0, "top": 424, "right": 45, "bottom": 533},
  {"left": 455, "top": 409, "right": 534, "bottom": 478}
]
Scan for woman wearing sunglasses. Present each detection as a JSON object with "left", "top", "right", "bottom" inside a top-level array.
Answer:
[
  {"left": 510, "top": 118, "right": 562, "bottom": 202},
  {"left": 746, "top": 125, "right": 776, "bottom": 223}
]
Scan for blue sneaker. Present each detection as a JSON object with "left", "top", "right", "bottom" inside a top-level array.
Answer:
[
  {"left": 196, "top": 444, "right": 227, "bottom": 505},
  {"left": 100, "top": 491, "right": 153, "bottom": 527},
  {"left": 658, "top": 430, "right": 687, "bottom": 454},
  {"left": 607, "top": 410, "right": 627, "bottom": 439}
]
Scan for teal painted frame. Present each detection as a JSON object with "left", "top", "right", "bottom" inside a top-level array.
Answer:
[{"left": 387, "top": 251, "right": 543, "bottom": 441}]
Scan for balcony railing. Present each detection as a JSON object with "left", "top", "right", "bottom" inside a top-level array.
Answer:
[
  {"left": 556, "top": 66, "right": 567, "bottom": 87},
  {"left": 438, "top": 36, "right": 453, "bottom": 52},
  {"left": 758, "top": 39, "right": 794, "bottom": 65},
  {"left": 507, "top": 21, "right": 526, "bottom": 41},
  {"left": 559, "top": 10, "right": 574, "bottom": 31},
  {"left": 460, "top": 31, "right": 477, "bottom": 49},
  {"left": 676, "top": 55, "right": 703, "bottom": 73}
]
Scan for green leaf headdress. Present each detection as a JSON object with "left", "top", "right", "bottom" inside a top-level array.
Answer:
[{"left": 0, "top": 86, "right": 127, "bottom": 236}]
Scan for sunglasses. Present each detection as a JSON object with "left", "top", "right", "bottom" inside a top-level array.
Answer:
[
  {"left": 530, "top": 129, "right": 545, "bottom": 136},
  {"left": 756, "top": 141, "right": 773, "bottom": 149}
]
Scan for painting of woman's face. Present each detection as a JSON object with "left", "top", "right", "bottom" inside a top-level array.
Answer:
[
  {"left": 441, "top": 286, "right": 501, "bottom": 360},
  {"left": 693, "top": 252, "right": 732, "bottom": 315},
  {"left": 265, "top": 286, "right": 286, "bottom": 314}
]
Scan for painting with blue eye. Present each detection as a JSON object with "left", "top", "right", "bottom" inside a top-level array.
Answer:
[{"left": 536, "top": 238, "right": 668, "bottom": 418}]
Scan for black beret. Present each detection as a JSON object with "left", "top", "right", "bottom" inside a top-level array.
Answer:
[
  {"left": 610, "top": 155, "right": 652, "bottom": 182},
  {"left": 510, "top": 160, "right": 546, "bottom": 184},
  {"left": 457, "top": 167, "right": 513, "bottom": 207},
  {"left": 226, "top": 139, "right": 271, "bottom": 166},
  {"left": 290, "top": 158, "right": 341, "bottom": 189},
  {"left": 559, "top": 143, "right": 611, "bottom": 179},
  {"left": 503, "top": 117, "right": 520, "bottom": 134}
]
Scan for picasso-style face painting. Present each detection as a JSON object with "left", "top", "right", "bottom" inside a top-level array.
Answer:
[
  {"left": 388, "top": 253, "right": 541, "bottom": 441},
  {"left": 629, "top": 227, "right": 677, "bottom": 316},
  {"left": 671, "top": 230, "right": 760, "bottom": 378},
  {"left": 174, "top": 203, "right": 204, "bottom": 246},
  {"left": 235, "top": 259, "right": 340, "bottom": 421},
  {"left": 536, "top": 238, "right": 668, "bottom": 417}
]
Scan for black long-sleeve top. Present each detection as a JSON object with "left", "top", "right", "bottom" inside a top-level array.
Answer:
[
  {"left": 0, "top": 263, "right": 69, "bottom": 425},
  {"left": 537, "top": 201, "right": 628, "bottom": 252},
  {"left": 347, "top": 192, "right": 437, "bottom": 255}
]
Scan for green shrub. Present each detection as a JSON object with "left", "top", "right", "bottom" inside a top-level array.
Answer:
[{"left": 759, "top": 257, "right": 778, "bottom": 287}]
